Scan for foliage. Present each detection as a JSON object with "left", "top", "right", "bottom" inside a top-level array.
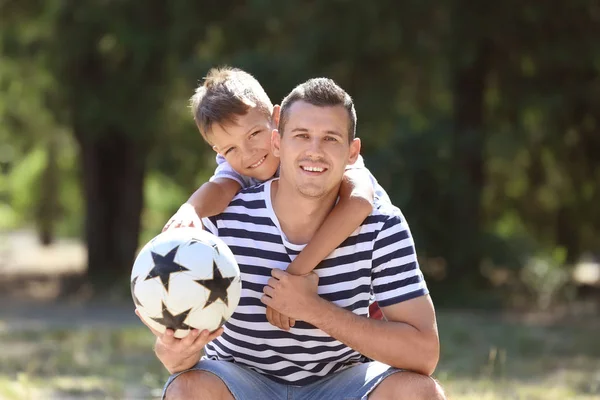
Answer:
[{"left": 2, "top": 0, "right": 600, "bottom": 298}]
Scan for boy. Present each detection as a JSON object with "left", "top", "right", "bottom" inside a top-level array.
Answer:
[{"left": 164, "top": 67, "right": 387, "bottom": 327}]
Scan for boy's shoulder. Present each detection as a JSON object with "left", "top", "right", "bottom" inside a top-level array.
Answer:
[
  {"left": 223, "top": 181, "right": 269, "bottom": 211},
  {"left": 203, "top": 181, "right": 269, "bottom": 230}
]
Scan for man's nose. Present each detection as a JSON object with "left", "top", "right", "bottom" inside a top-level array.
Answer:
[{"left": 305, "top": 137, "right": 324, "bottom": 157}]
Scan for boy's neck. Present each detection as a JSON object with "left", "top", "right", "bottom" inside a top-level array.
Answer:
[{"left": 270, "top": 179, "right": 338, "bottom": 245}]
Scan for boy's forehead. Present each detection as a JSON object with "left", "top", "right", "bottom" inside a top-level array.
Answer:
[{"left": 209, "top": 107, "right": 271, "bottom": 143}]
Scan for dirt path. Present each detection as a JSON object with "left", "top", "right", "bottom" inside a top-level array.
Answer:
[{"left": 0, "top": 229, "right": 141, "bottom": 332}]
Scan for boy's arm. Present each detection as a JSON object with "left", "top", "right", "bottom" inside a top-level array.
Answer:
[
  {"left": 162, "top": 178, "right": 241, "bottom": 231},
  {"left": 286, "top": 167, "right": 374, "bottom": 275},
  {"left": 187, "top": 178, "right": 241, "bottom": 217}
]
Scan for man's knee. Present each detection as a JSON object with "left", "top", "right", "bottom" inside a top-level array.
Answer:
[
  {"left": 165, "top": 370, "right": 234, "bottom": 400},
  {"left": 369, "top": 371, "right": 446, "bottom": 400}
]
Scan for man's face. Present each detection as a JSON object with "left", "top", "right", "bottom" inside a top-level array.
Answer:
[
  {"left": 210, "top": 106, "right": 280, "bottom": 181},
  {"left": 273, "top": 101, "right": 360, "bottom": 198}
]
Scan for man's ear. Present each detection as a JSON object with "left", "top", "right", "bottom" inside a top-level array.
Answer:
[
  {"left": 271, "top": 129, "right": 281, "bottom": 158},
  {"left": 271, "top": 105, "right": 281, "bottom": 129},
  {"left": 348, "top": 138, "right": 361, "bottom": 164}
]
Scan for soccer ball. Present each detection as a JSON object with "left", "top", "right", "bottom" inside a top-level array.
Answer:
[{"left": 131, "top": 227, "right": 242, "bottom": 338}]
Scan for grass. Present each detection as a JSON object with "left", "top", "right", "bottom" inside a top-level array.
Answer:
[
  {"left": 436, "top": 312, "right": 600, "bottom": 399},
  {"left": 0, "top": 310, "right": 598, "bottom": 399}
]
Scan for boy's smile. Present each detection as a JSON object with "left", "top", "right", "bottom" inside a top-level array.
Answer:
[{"left": 210, "top": 107, "right": 280, "bottom": 181}]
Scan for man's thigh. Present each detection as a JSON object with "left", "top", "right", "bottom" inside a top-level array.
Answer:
[
  {"left": 161, "top": 359, "right": 287, "bottom": 400},
  {"left": 294, "top": 361, "right": 402, "bottom": 400}
]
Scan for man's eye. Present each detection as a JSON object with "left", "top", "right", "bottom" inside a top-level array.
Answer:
[
  {"left": 325, "top": 136, "right": 337, "bottom": 141},
  {"left": 296, "top": 134, "right": 309, "bottom": 139}
]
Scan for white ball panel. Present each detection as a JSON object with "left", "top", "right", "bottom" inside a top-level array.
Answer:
[
  {"left": 165, "top": 272, "right": 209, "bottom": 315},
  {"left": 131, "top": 243, "right": 155, "bottom": 280},
  {"left": 134, "top": 277, "right": 166, "bottom": 316},
  {"left": 176, "top": 243, "right": 215, "bottom": 279},
  {"left": 185, "top": 302, "right": 229, "bottom": 333}
]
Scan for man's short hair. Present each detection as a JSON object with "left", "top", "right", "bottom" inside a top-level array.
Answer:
[
  {"left": 190, "top": 67, "right": 273, "bottom": 144},
  {"left": 279, "top": 78, "right": 356, "bottom": 143}
]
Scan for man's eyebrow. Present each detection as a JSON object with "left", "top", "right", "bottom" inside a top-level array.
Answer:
[
  {"left": 290, "top": 127, "right": 343, "bottom": 137},
  {"left": 290, "top": 127, "right": 309, "bottom": 133},
  {"left": 324, "top": 130, "right": 343, "bottom": 138}
]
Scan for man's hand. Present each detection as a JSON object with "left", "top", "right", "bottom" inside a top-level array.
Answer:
[
  {"left": 261, "top": 269, "right": 320, "bottom": 322},
  {"left": 162, "top": 203, "right": 203, "bottom": 232},
  {"left": 135, "top": 309, "right": 222, "bottom": 374},
  {"left": 266, "top": 306, "right": 296, "bottom": 331}
]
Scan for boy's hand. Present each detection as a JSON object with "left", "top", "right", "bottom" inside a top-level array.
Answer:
[
  {"left": 162, "top": 203, "right": 203, "bottom": 232},
  {"left": 266, "top": 306, "right": 296, "bottom": 331},
  {"left": 262, "top": 270, "right": 320, "bottom": 323}
]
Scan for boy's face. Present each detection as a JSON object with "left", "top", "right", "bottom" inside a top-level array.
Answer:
[{"left": 210, "top": 106, "right": 280, "bottom": 181}]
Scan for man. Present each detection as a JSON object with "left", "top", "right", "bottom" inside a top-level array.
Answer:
[{"left": 147, "top": 77, "right": 445, "bottom": 400}]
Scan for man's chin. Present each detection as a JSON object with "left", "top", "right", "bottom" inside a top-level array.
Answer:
[{"left": 296, "top": 184, "right": 328, "bottom": 199}]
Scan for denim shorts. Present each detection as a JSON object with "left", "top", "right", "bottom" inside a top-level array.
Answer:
[{"left": 162, "top": 359, "right": 402, "bottom": 400}]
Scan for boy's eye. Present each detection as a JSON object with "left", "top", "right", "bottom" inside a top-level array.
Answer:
[
  {"left": 224, "top": 147, "right": 235, "bottom": 155},
  {"left": 249, "top": 130, "right": 261, "bottom": 138}
]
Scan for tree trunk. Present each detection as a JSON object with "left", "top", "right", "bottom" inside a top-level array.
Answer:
[
  {"left": 77, "top": 132, "right": 146, "bottom": 291},
  {"left": 449, "top": 41, "right": 492, "bottom": 284},
  {"left": 37, "top": 132, "right": 59, "bottom": 246}
]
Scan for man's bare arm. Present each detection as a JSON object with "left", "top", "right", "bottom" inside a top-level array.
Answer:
[
  {"left": 308, "top": 295, "right": 439, "bottom": 375},
  {"left": 262, "top": 270, "right": 439, "bottom": 376}
]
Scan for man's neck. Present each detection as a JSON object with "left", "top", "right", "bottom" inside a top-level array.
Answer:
[{"left": 270, "top": 179, "right": 338, "bottom": 245}]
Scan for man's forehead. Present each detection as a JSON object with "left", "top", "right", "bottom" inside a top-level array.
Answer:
[{"left": 286, "top": 102, "right": 349, "bottom": 131}]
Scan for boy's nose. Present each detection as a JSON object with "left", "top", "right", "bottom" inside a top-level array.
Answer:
[
  {"left": 242, "top": 143, "right": 258, "bottom": 162},
  {"left": 241, "top": 141, "right": 256, "bottom": 155}
]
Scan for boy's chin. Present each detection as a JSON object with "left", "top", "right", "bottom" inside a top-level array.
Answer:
[{"left": 249, "top": 168, "right": 277, "bottom": 181}]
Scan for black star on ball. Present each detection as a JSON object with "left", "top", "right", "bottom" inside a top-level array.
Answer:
[
  {"left": 195, "top": 260, "right": 235, "bottom": 308},
  {"left": 131, "top": 276, "right": 142, "bottom": 307},
  {"left": 145, "top": 246, "right": 189, "bottom": 292},
  {"left": 150, "top": 302, "right": 192, "bottom": 331}
]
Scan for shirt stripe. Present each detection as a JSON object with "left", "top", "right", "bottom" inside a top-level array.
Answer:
[{"left": 201, "top": 179, "right": 428, "bottom": 385}]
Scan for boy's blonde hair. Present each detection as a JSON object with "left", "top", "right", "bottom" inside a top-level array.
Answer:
[{"left": 190, "top": 67, "right": 273, "bottom": 144}]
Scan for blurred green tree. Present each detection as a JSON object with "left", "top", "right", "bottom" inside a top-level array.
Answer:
[{"left": 1, "top": 0, "right": 599, "bottom": 302}]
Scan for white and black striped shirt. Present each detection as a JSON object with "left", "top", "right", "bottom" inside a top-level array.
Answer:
[{"left": 201, "top": 179, "right": 428, "bottom": 385}]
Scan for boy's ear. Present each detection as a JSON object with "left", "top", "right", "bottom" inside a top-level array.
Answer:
[
  {"left": 271, "top": 129, "right": 281, "bottom": 158},
  {"left": 348, "top": 138, "right": 361, "bottom": 164},
  {"left": 271, "top": 105, "right": 281, "bottom": 129},
  {"left": 212, "top": 145, "right": 220, "bottom": 154}
]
